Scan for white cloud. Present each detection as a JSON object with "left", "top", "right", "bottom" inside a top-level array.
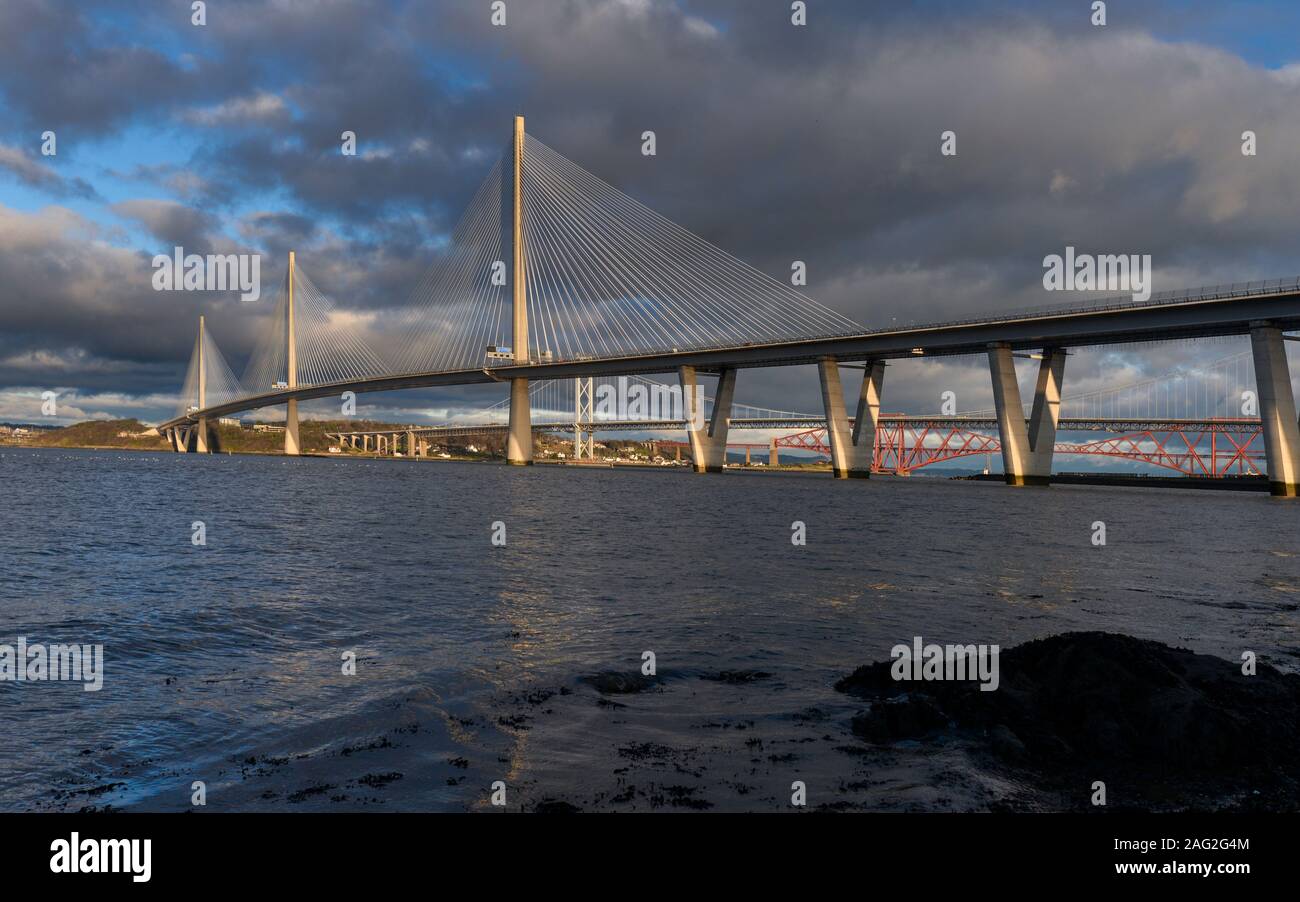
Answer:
[{"left": 181, "top": 92, "right": 289, "bottom": 127}]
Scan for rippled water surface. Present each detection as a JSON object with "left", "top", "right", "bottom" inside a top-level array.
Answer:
[{"left": 3, "top": 447, "right": 1298, "bottom": 811}]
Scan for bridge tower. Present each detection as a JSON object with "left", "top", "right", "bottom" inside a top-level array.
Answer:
[
  {"left": 1250, "top": 323, "right": 1300, "bottom": 496},
  {"left": 195, "top": 315, "right": 210, "bottom": 453},
  {"left": 285, "top": 250, "right": 301, "bottom": 456},
  {"left": 507, "top": 115, "right": 534, "bottom": 465},
  {"left": 573, "top": 377, "right": 594, "bottom": 460}
]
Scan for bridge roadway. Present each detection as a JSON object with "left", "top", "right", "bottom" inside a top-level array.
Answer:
[{"left": 159, "top": 283, "right": 1300, "bottom": 430}]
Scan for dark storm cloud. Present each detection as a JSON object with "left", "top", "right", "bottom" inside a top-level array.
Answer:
[
  {"left": 105, "top": 162, "right": 215, "bottom": 202},
  {"left": 0, "top": 205, "right": 271, "bottom": 383},
  {"left": 0, "top": 0, "right": 195, "bottom": 134},
  {"left": 112, "top": 198, "right": 220, "bottom": 249},
  {"left": 0, "top": 144, "right": 101, "bottom": 199},
  {"left": 1, "top": 0, "right": 1298, "bottom": 422},
  {"left": 239, "top": 210, "right": 316, "bottom": 246}
]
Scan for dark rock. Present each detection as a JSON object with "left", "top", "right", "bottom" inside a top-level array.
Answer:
[
  {"left": 988, "top": 725, "right": 1027, "bottom": 763},
  {"left": 836, "top": 631, "right": 1300, "bottom": 804},
  {"left": 850, "top": 693, "right": 949, "bottom": 741},
  {"left": 533, "top": 799, "right": 581, "bottom": 814}
]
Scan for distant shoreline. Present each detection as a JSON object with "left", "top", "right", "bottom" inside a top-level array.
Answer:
[{"left": 9, "top": 443, "right": 1272, "bottom": 488}]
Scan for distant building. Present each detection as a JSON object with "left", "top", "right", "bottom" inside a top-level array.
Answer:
[{"left": 218, "top": 417, "right": 240, "bottom": 427}]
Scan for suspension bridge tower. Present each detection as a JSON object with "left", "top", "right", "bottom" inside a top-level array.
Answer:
[
  {"left": 507, "top": 115, "right": 533, "bottom": 465},
  {"left": 195, "top": 314, "right": 210, "bottom": 453},
  {"left": 285, "top": 250, "right": 300, "bottom": 456}
]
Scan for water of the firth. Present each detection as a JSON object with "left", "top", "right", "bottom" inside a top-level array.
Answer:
[{"left": 2, "top": 448, "right": 1297, "bottom": 811}]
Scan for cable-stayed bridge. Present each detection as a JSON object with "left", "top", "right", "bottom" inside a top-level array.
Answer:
[{"left": 160, "top": 117, "right": 1300, "bottom": 495}]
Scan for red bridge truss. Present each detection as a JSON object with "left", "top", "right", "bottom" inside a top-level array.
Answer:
[{"left": 773, "top": 419, "right": 1266, "bottom": 477}]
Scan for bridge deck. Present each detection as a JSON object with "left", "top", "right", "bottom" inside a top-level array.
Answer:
[{"left": 160, "top": 283, "right": 1300, "bottom": 430}]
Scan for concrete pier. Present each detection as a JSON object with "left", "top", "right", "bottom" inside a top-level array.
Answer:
[
  {"left": 285, "top": 399, "right": 300, "bottom": 455},
  {"left": 1027, "top": 348, "right": 1066, "bottom": 479},
  {"left": 679, "top": 365, "right": 735, "bottom": 473},
  {"left": 1250, "top": 324, "right": 1300, "bottom": 496},
  {"left": 507, "top": 378, "right": 533, "bottom": 465},
  {"left": 853, "top": 361, "right": 886, "bottom": 477},
  {"left": 195, "top": 418, "right": 210, "bottom": 453},
  {"left": 818, "top": 357, "right": 882, "bottom": 478},
  {"left": 988, "top": 344, "right": 1066, "bottom": 485}
]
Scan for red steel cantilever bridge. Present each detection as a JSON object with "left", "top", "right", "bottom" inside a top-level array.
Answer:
[
  {"left": 772, "top": 416, "right": 1264, "bottom": 478},
  {"left": 158, "top": 117, "right": 1300, "bottom": 495}
]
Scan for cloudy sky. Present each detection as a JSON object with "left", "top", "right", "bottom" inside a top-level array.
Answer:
[{"left": 2, "top": 0, "right": 1299, "bottom": 427}]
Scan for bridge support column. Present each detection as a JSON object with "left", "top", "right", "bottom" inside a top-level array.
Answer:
[
  {"left": 176, "top": 425, "right": 191, "bottom": 453},
  {"left": 284, "top": 251, "right": 300, "bottom": 456},
  {"left": 853, "top": 361, "right": 886, "bottom": 477},
  {"left": 769, "top": 438, "right": 779, "bottom": 467},
  {"left": 679, "top": 365, "right": 735, "bottom": 473},
  {"left": 407, "top": 431, "right": 416, "bottom": 457},
  {"left": 988, "top": 344, "right": 1064, "bottom": 485},
  {"left": 1027, "top": 348, "right": 1066, "bottom": 480},
  {"left": 818, "top": 358, "right": 883, "bottom": 478},
  {"left": 1250, "top": 324, "right": 1300, "bottom": 496},
  {"left": 195, "top": 418, "right": 210, "bottom": 454},
  {"left": 507, "top": 378, "right": 533, "bottom": 465},
  {"left": 284, "top": 399, "right": 300, "bottom": 456},
  {"left": 988, "top": 343, "right": 1035, "bottom": 485}
]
